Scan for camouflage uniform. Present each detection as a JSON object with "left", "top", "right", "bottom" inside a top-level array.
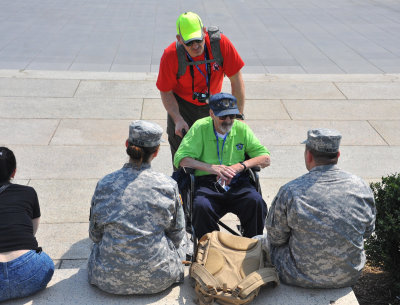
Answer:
[
  {"left": 266, "top": 129, "right": 376, "bottom": 288},
  {"left": 88, "top": 162, "right": 185, "bottom": 294}
]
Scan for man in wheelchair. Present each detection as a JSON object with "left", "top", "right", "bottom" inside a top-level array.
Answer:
[{"left": 174, "top": 93, "right": 270, "bottom": 239}]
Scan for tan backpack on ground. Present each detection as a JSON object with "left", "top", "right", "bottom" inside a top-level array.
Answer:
[{"left": 190, "top": 231, "right": 279, "bottom": 305}]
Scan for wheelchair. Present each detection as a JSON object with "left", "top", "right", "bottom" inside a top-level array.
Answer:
[{"left": 175, "top": 165, "right": 263, "bottom": 261}]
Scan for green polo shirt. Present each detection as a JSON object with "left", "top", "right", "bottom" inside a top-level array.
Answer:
[{"left": 174, "top": 117, "right": 270, "bottom": 176}]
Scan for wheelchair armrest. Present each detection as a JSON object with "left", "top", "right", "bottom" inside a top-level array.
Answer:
[
  {"left": 249, "top": 166, "right": 261, "bottom": 172},
  {"left": 183, "top": 166, "right": 260, "bottom": 173},
  {"left": 182, "top": 167, "right": 196, "bottom": 175}
]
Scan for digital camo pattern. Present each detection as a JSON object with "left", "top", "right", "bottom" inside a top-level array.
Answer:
[
  {"left": 266, "top": 164, "right": 376, "bottom": 288},
  {"left": 302, "top": 128, "right": 342, "bottom": 153},
  {"left": 88, "top": 163, "right": 185, "bottom": 295},
  {"left": 128, "top": 120, "right": 163, "bottom": 148}
]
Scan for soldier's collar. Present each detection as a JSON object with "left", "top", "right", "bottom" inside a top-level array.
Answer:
[
  {"left": 310, "top": 164, "right": 338, "bottom": 172},
  {"left": 123, "top": 162, "right": 151, "bottom": 170}
]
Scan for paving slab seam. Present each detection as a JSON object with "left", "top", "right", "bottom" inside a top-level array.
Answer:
[
  {"left": 279, "top": 99, "right": 293, "bottom": 120},
  {"left": 0, "top": 69, "right": 399, "bottom": 82},
  {"left": 139, "top": 98, "right": 145, "bottom": 119},
  {"left": 47, "top": 119, "right": 62, "bottom": 146},
  {"left": 72, "top": 79, "right": 81, "bottom": 97},
  {"left": 332, "top": 82, "right": 349, "bottom": 99},
  {"left": 367, "top": 120, "right": 390, "bottom": 146}
]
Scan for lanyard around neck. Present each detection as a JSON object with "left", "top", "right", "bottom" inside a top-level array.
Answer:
[
  {"left": 186, "top": 45, "right": 211, "bottom": 97},
  {"left": 213, "top": 125, "right": 229, "bottom": 165}
]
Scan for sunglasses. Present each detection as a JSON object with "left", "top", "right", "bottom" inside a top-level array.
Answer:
[
  {"left": 218, "top": 114, "right": 236, "bottom": 120},
  {"left": 185, "top": 39, "right": 203, "bottom": 47}
]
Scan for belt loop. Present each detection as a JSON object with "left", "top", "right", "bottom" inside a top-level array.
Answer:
[{"left": 1, "top": 262, "right": 8, "bottom": 279}]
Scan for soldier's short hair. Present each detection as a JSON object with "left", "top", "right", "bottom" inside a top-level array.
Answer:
[{"left": 306, "top": 145, "right": 339, "bottom": 165}]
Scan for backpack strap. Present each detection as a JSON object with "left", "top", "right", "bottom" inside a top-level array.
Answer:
[
  {"left": 208, "top": 26, "right": 223, "bottom": 68},
  {"left": 0, "top": 183, "right": 10, "bottom": 195},
  {"left": 176, "top": 26, "right": 223, "bottom": 79},
  {"left": 190, "top": 262, "right": 219, "bottom": 294},
  {"left": 176, "top": 42, "right": 188, "bottom": 80},
  {"left": 232, "top": 267, "right": 280, "bottom": 298}
]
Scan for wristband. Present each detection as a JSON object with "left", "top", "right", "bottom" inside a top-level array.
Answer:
[{"left": 240, "top": 162, "right": 247, "bottom": 171}]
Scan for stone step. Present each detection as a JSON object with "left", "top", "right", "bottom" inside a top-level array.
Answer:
[{"left": 7, "top": 268, "right": 359, "bottom": 305}]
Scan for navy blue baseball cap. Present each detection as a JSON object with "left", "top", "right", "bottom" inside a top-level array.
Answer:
[{"left": 209, "top": 93, "right": 240, "bottom": 117}]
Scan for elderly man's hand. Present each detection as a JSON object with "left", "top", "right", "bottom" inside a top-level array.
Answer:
[{"left": 210, "top": 164, "right": 237, "bottom": 184}]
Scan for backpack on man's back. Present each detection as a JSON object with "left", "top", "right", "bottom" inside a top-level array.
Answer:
[{"left": 176, "top": 26, "right": 224, "bottom": 79}]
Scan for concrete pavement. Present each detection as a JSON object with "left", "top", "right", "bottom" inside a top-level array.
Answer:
[
  {"left": 1, "top": 0, "right": 400, "bottom": 74},
  {"left": 6, "top": 268, "right": 358, "bottom": 305},
  {"left": 1, "top": 69, "right": 400, "bottom": 304}
]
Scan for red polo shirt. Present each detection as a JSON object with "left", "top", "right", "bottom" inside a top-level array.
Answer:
[{"left": 156, "top": 33, "right": 244, "bottom": 106}]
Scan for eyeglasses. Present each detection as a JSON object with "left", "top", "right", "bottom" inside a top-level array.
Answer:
[
  {"left": 218, "top": 114, "right": 236, "bottom": 120},
  {"left": 185, "top": 39, "right": 204, "bottom": 47}
]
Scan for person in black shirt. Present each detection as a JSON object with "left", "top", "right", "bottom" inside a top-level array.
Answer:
[{"left": 0, "top": 147, "right": 54, "bottom": 302}]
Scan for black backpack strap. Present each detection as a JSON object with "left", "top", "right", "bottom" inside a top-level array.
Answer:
[
  {"left": 176, "top": 41, "right": 188, "bottom": 79},
  {"left": 0, "top": 183, "right": 10, "bottom": 195},
  {"left": 208, "top": 26, "right": 223, "bottom": 68}
]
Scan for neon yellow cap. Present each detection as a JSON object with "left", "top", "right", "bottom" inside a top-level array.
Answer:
[{"left": 176, "top": 12, "right": 204, "bottom": 44}]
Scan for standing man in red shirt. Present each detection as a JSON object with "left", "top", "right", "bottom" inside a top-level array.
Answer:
[{"left": 156, "top": 12, "right": 245, "bottom": 165}]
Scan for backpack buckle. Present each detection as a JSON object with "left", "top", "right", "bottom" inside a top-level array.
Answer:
[
  {"left": 232, "top": 285, "right": 242, "bottom": 297},
  {"left": 206, "top": 285, "right": 217, "bottom": 295}
]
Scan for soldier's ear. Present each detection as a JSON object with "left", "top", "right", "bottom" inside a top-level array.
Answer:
[
  {"left": 125, "top": 139, "right": 129, "bottom": 148},
  {"left": 305, "top": 149, "right": 313, "bottom": 164},
  {"left": 153, "top": 146, "right": 160, "bottom": 159}
]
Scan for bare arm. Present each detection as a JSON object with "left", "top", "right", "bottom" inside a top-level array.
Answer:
[
  {"left": 239, "top": 155, "right": 270, "bottom": 170},
  {"left": 32, "top": 217, "right": 40, "bottom": 236},
  {"left": 160, "top": 90, "right": 189, "bottom": 138},
  {"left": 226, "top": 155, "right": 270, "bottom": 182},
  {"left": 229, "top": 70, "right": 245, "bottom": 114}
]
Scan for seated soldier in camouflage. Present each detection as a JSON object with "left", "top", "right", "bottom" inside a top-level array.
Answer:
[
  {"left": 264, "top": 128, "right": 376, "bottom": 288},
  {"left": 88, "top": 120, "right": 186, "bottom": 294}
]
